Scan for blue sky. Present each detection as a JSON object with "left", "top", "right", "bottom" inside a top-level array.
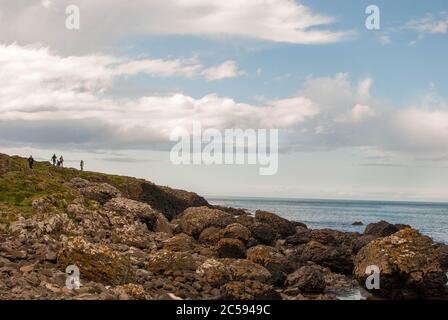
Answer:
[{"left": 1, "top": 0, "right": 448, "bottom": 201}]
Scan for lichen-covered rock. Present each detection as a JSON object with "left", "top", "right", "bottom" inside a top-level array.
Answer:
[
  {"left": 111, "top": 283, "right": 150, "bottom": 300},
  {"left": 298, "top": 241, "right": 354, "bottom": 275},
  {"left": 217, "top": 238, "right": 246, "bottom": 259},
  {"left": 285, "top": 265, "right": 326, "bottom": 293},
  {"left": 57, "top": 236, "right": 133, "bottom": 285},
  {"left": 69, "top": 179, "right": 121, "bottom": 205},
  {"left": 162, "top": 234, "right": 195, "bottom": 252},
  {"left": 222, "top": 280, "right": 281, "bottom": 300},
  {"left": 146, "top": 250, "right": 204, "bottom": 274},
  {"left": 351, "top": 235, "right": 377, "bottom": 254},
  {"left": 223, "top": 223, "right": 252, "bottom": 243},
  {"left": 196, "top": 258, "right": 272, "bottom": 286},
  {"left": 255, "top": 210, "right": 295, "bottom": 238},
  {"left": 105, "top": 197, "right": 172, "bottom": 234},
  {"left": 364, "top": 220, "right": 399, "bottom": 237},
  {"left": 198, "top": 227, "right": 224, "bottom": 245},
  {"left": 247, "top": 245, "right": 295, "bottom": 285},
  {"left": 354, "top": 228, "right": 448, "bottom": 299},
  {"left": 176, "top": 207, "right": 235, "bottom": 238}
]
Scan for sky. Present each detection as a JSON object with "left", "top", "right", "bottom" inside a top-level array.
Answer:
[{"left": 1, "top": 0, "right": 448, "bottom": 202}]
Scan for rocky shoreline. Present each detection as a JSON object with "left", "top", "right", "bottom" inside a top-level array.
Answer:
[{"left": 0, "top": 153, "right": 447, "bottom": 300}]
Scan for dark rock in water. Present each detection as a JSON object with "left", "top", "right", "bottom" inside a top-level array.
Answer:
[
  {"left": 247, "top": 245, "right": 295, "bottom": 285},
  {"left": 222, "top": 280, "right": 281, "bottom": 300},
  {"left": 285, "top": 265, "right": 326, "bottom": 293},
  {"left": 213, "top": 205, "right": 250, "bottom": 216},
  {"left": 175, "top": 206, "right": 235, "bottom": 238},
  {"left": 217, "top": 238, "right": 246, "bottom": 259},
  {"left": 354, "top": 228, "right": 448, "bottom": 299},
  {"left": 223, "top": 223, "right": 252, "bottom": 243},
  {"left": 298, "top": 241, "right": 354, "bottom": 275},
  {"left": 352, "top": 221, "right": 363, "bottom": 226},
  {"left": 364, "top": 220, "right": 399, "bottom": 237},
  {"left": 351, "top": 235, "right": 377, "bottom": 254},
  {"left": 255, "top": 210, "right": 296, "bottom": 238}
]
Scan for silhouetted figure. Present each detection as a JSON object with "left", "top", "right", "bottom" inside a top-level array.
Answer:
[
  {"left": 80, "top": 160, "right": 84, "bottom": 171},
  {"left": 56, "top": 160, "right": 61, "bottom": 167},
  {"left": 59, "top": 156, "right": 64, "bottom": 168},
  {"left": 27, "top": 156, "right": 34, "bottom": 169},
  {"left": 51, "top": 154, "right": 57, "bottom": 166}
]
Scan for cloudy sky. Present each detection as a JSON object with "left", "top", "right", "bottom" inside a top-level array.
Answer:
[{"left": 1, "top": 0, "right": 448, "bottom": 201}]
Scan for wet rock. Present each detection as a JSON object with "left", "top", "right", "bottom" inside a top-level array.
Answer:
[
  {"left": 57, "top": 236, "right": 134, "bottom": 285},
  {"left": 222, "top": 280, "right": 281, "bottom": 300},
  {"left": 176, "top": 207, "right": 235, "bottom": 238},
  {"left": 217, "top": 239, "right": 246, "bottom": 259},
  {"left": 352, "top": 221, "right": 363, "bottom": 226},
  {"left": 285, "top": 265, "right": 326, "bottom": 293},
  {"left": 354, "top": 228, "right": 448, "bottom": 299},
  {"left": 364, "top": 220, "right": 399, "bottom": 237},
  {"left": 255, "top": 210, "right": 296, "bottom": 238}
]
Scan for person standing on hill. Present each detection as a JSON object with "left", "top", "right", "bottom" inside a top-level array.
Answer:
[
  {"left": 51, "top": 154, "right": 57, "bottom": 166},
  {"left": 27, "top": 155, "right": 34, "bottom": 169},
  {"left": 80, "top": 160, "right": 84, "bottom": 171},
  {"left": 59, "top": 155, "right": 64, "bottom": 168}
]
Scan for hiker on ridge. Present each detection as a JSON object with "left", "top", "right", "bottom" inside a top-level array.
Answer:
[
  {"left": 80, "top": 160, "right": 84, "bottom": 171},
  {"left": 51, "top": 154, "right": 57, "bottom": 166},
  {"left": 27, "top": 155, "right": 34, "bottom": 169},
  {"left": 59, "top": 156, "right": 64, "bottom": 168}
]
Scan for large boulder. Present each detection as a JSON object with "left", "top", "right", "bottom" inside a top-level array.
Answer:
[
  {"left": 364, "top": 221, "right": 399, "bottom": 237},
  {"left": 68, "top": 178, "right": 122, "bottom": 205},
  {"left": 176, "top": 207, "right": 235, "bottom": 238},
  {"left": 310, "top": 229, "right": 359, "bottom": 247},
  {"left": 247, "top": 245, "right": 295, "bottom": 285},
  {"left": 223, "top": 223, "right": 252, "bottom": 243},
  {"left": 104, "top": 197, "right": 172, "bottom": 234},
  {"left": 285, "top": 227, "right": 311, "bottom": 245},
  {"left": 146, "top": 250, "right": 204, "bottom": 274},
  {"left": 255, "top": 210, "right": 296, "bottom": 238},
  {"left": 198, "top": 227, "right": 224, "bottom": 245},
  {"left": 285, "top": 265, "right": 326, "bottom": 293},
  {"left": 222, "top": 280, "right": 281, "bottom": 300},
  {"left": 351, "top": 235, "right": 377, "bottom": 254},
  {"left": 162, "top": 234, "right": 196, "bottom": 252},
  {"left": 196, "top": 259, "right": 272, "bottom": 286},
  {"left": 298, "top": 241, "right": 354, "bottom": 275},
  {"left": 354, "top": 228, "right": 448, "bottom": 299},
  {"left": 217, "top": 238, "right": 246, "bottom": 259},
  {"left": 57, "top": 236, "right": 133, "bottom": 285}
]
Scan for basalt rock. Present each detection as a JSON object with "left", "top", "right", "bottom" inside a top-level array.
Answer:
[
  {"left": 255, "top": 210, "right": 296, "bottom": 239},
  {"left": 217, "top": 238, "right": 246, "bottom": 259},
  {"left": 175, "top": 207, "right": 235, "bottom": 239},
  {"left": 354, "top": 228, "right": 448, "bottom": 299},
  {"left": 223, "top": 223, "right": 252, "bottom": 243},
  {"left": 285, "top": 265, "right": 326, "bottom": 293},
  {"left": 364, "top": 220, "right": 399, "bottom": 237}
]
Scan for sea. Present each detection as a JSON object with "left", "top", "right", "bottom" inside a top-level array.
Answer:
[{"left": 207, "top": 197, "right": 448, "bottom": 244}]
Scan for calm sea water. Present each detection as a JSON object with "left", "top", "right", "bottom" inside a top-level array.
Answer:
[{"left": 207, "top": 197, "right": 448, "bottom": 244}]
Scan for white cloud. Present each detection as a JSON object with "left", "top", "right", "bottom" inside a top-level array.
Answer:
[
  {"left": 376, "top": 34, "right": 391, "bottom": 45},
  {"left": 1, "top": 44, "right": 448, "bottom": 159},
  {"left": 202, "top": 60, "right": 244, "bottom": 81},
  {"left": 0, "top": 0, "right": 352, "bottom": 52},
  {"left": 407, "top": 13, "right": 448, "bottom": 34}
]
